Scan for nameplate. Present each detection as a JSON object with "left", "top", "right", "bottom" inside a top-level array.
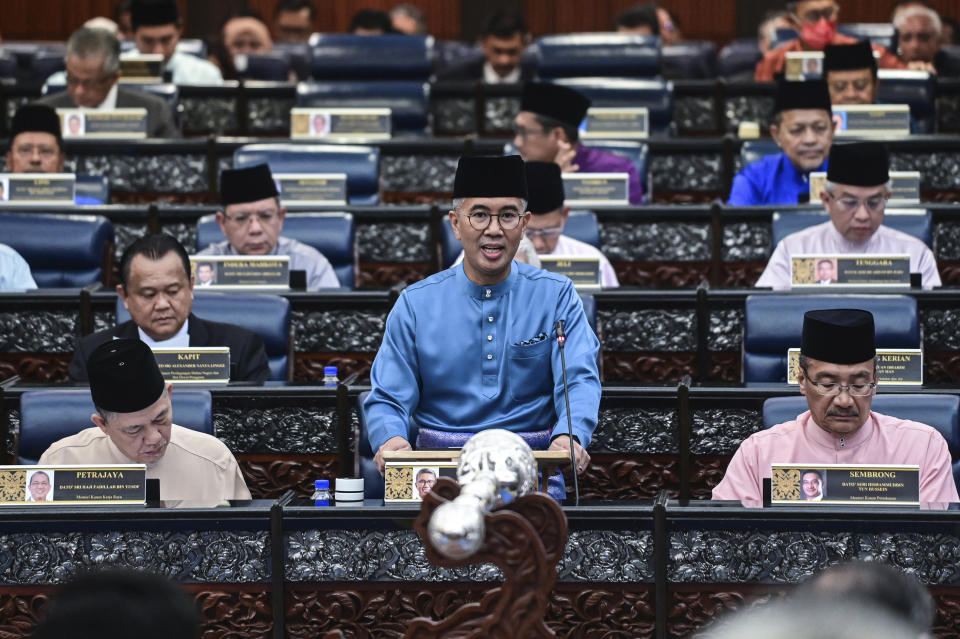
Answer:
[
  {"left": 190, "top": 255, "right": 290, "bottom": 289},
  {"left": 538, "top": 256, "right": 602, "bottom": 289},
  {"left": 384, "top": 461, "right": 458, "bottom": 503},
  {"left": 581, "top": 107, "right": 649, "bottom": 139},
  {"left": 0, "top": 464, "right": 147, "bottom": 505},
  {"left": 809, "top": 171, "right": 920, "bottom": 203},
  {"left": 562, "top": 172, "right": 629, "bottom": 206},
  {"left": 771, "top": 463, "right": 919, "bottom": 505},
  {"left": 119, "top": 54, "right": 164, "bottom": 83},
  {"left": 833, "top": 104, "right": 911, "bottom": 136},
  {"left": 151, "top": 347, "right": 230, "bottom": 384},
  {"left": 784, "top": 51, "right": 823, "bottom": 81},
  {"left": 57, "top": 108, "right": 148, "bottom": 139},
  {"left": 274, "top": 172, "right": 347, "bottom": 205},
  {"left": 791, "top": 254, "right": 911, "bottom": 288},
  {"left": 787, "top": 348, "right": 923, "bottom": 385},
  {"left": 290, "top": 107, "right": 392, "bottom": 139},
  {"left": 0, "top": 173, "right": 74, "bottom": 205}
]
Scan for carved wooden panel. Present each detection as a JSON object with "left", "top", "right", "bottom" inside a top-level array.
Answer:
[
  {"left": 188, "top": 587, "right": 273, "bottom": 639},
  {"left": 925, "top": 352, "right": 960, "bottom": 385},
  {"left": 720, "top": 263, "right": 765, "bottom": 288},
  {"left": 614, "top": 262, "right": 711, "bottom": 288},
  {"left": 0, "top": 588, "right": 48, "bottom": 639},
  {"left": 667, "top": 585, "right": 789, "bottom": 638},
  {"left": 0, "top": 355, "right": 70, "bottom": 384},
  {"left": 706, "top": 353, "right": 741, "bottom": 383},
  {"left": 602, "top": 352, "right": 697, "bottom": 383},
  {"left": 930, "top": 588, "right": 960, "bottom": 639},
  {"left": 294, "top": 355, "right": 375, "bottom": 383},
  {"left": 650, "top": 191, "right": 724, "bottom": 205},
  {"left": 690, "top": 456, "right": 733, "bottom": 499},
  {"left": 567, "top": 454, "right": 680, "bottom": 500},
  {"left": 111, "top": 192, "right": 213, "bottom": 205},
  {"left": 357, "top": 263, "right": 433, "bottom": 289},
  {"left": 237, "top": 455, "right": 339, "bottom": 499},
  {"left": 940, "top": 263, "right": 960, "bottom": 287}
]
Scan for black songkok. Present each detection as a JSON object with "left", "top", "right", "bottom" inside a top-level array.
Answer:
[
  {"left": 826, "top": 142, "right": 890, "bottom": 186},
  {"left": 130, "top": 0, "right": 179, "bottom": 30},
  {"left": 772, "top": 79, "right": 832, "bottom": 115},
  {"left": 525, "top": 162, "right": 565, "bottom": 214},
  {"left": 10, "top": 104, "right": 62, "bottom": 146},
  {"left": 823, "top": 41, "right": 877, "bottom": 74},
  {"left": 520, "top": 82, "right": 591, "bottom": 128},
  {"left": 88, "top": 339, "right": 166, "bottom": 413},
  {"left": 453, "top": 155, "right": 528, "bottom": 200},
  {"left": 801, "top": 309, "right": 876, "bottom": 364},
  {"left": 219, "top": 164, "right": 279, "bottom": 206}
]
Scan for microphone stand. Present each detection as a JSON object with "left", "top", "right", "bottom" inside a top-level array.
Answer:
[{"left": 555, "top": 320, "right": 580, "bottom": 506}]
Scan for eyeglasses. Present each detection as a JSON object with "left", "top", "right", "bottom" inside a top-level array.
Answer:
[
  {"left": 826, "top": 192, "right": 888, "bottom": 215},
  {"left": 416, "top": 479, "right": 435, "bottom": 486},
  {"left": 223, "top": 210, "right": 279, "bottom": 225},
  {"left": 13, "top": 144, "right": 58, "bottom": 158},
  {"left": 66, "top": 73, "right": 113, "bottom": 90},
  {"left": 460, "top": 211, "right": 523, "bottom": 230},
  {"left": 797, "top": 6, "right": 838, "bottom": 23},
  {"left": 525, "top": 226, "right": 564, "bottom": 239},
  {"left": 805, "top": 379, "right": 876, "bottom": 396},
  {"left": 900, "top": 31, "right": 936, "bottom": 44},
  {"left": 513, "top": 125, "right": 546, "bottom": 140}
]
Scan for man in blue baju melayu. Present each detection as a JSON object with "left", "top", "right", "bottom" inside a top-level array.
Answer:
[{"left": 364, "top": 155, "right": 601, "bottom": 482}]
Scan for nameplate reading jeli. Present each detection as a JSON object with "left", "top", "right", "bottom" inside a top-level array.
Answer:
[
  {"left": 0, "top": 464, "right": 147, "bottom": 505},
  {"left": 0, "top": 173, "right": 75, "bottom": 205},
  {"left": 787, "top": 348, "right": 922, "bottom": 385},
  {"left": 290, "top": 107, "right": 392, "bottom": 139},
  {"left": 151, "top": 347, "right": 230, "bottom": 384},
  {"left": 190, "top": 255, "right": 290, "bottom": 289},
  {"left": 771, "top": 463, "right": 919, "bottom": 506},
  {"left": 790, "top": 254, "right": 911, "bottom": 288},
  {"left": 538, "top": 256, "right": 602, "bottom": 288},
  {"left": 274, "top": 172, "right": 347, "bottom": 205},
  {"left": 562, "top": 172, "right": 629, "bottom": 206}
]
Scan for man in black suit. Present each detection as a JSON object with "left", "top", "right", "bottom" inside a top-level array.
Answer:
[
  {"left": 37, "top": 27, "right": 178, "bottom": 138},
  {"left": 68, "top": 234, "right": 269, "bottom": 383},
  {"left": 438, "top": 10, "right": 534, "bottom": 83}
]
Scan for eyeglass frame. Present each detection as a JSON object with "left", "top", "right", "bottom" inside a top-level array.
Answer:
[
  {"left": 794, "top": 5, "right": 839, "bottom": 24},
  {"left": 458, "top": 210, "right": 526, "bottom": 231},
  {"left": 524, "top": 225, "right": 564, "bottom": 239},
  {"left": 804, "top": 378, "right": 877, "bottom": 396},
  {"left": 824, "top": 190, "right": 889, "bottom": 215},
  {"left": 222, "top": 209, "right": 282, "bottom": 226}
]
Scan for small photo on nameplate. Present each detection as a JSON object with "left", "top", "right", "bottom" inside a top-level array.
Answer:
[
  {"left": 0, "top": 464, "right": 147, "bottom": 505},
  {"left": 290, "top": 107, "right": 392, "bottom": 139},
  {"left": 274, "top": 173, "right": 347, "bottom": 205},
  {"left": 580, "top": 107, "right": 649, "bottom": 139},
  {"left": 190, "top": 255, "right": 290, "bottom": 289},
  {"left": 538, "top": 256, "right": 602, "bottom": 289},
  {"left": 0, "top": 173, "right": 75, "bottom": 205},
  {"left": 58, "top": 108, "right": 148, "bottom": 139},
  {"left": 384, "top": 461, "right": 458, "bottom": 504},
  {"left": 787, "top": 348, "right": 922, "bottom": 385},
  {"left": 833, "top": 104, "right": 911, "bottom": 136},
  {"left": 119, "top": 54, "right": 164, "bottom": 83},
  {"left": 784, "top": 51, "right": 823, "bottom": 81},
  {"left": 771, "top": 463, "right": 919, "bottom": 506},
  {"left": 791, "top": 254, "right": 910, "bottom": 288},
  {"left": 151, "top": 346, "right": 230, "bottom": 384},
  {"left": 562, "top": 172, "right": 629, "bottom": 206}
]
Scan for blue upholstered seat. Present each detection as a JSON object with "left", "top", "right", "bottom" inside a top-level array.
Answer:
[
  {"left": 772, "top": 210, "right": 933, "bottom": 248},
  {"left": 552, "top": 77, "right": 673, "bottom": 137},
  {"left": 235, "top": 52, "right": 292, "bottom": 81},
  {"left": 76, "top": 174, "right": 110, "bottom": 204},
  {"left": 876, "top": 69, "right": 935, "bottom": 134},
  {"left": 718, "top": 39, "right": 762, "bottom": 80},
  {"left": 662, "top": 41, "right": 717, "bottom": 80},
  {"left": 536, "top": 33, "right": 661, "bottom": 79},
  {"left": 837, "top": 23, "right": 896, "bottom": 51},
  {"left": 307, "top": 34, "right": 433, "bottom": 80},
  {"left": 295, "top": 80, "right": 430, "bottom": 135}
]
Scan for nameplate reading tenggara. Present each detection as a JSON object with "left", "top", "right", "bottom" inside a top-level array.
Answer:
[
  {"left": 809, "top": 171, "right": 920, "bottom": 203},
  {"left": 290, "top": 107, "right": 392, "bottom": 139},
  {"left": 538, "top": 256, "right": 602, "bottom": 289},
  {"left": 562, "top": 172, "right": 629, "bottom": 206},
  {"left": 771, "top": 463, "right": 919, "bottom": 506},
  {"left": 189, "top": 255, "right": 290, "bottom": 289},
  {"left": 787, "top": 348, "right": 922, "bottom": 385},
  {"left": 0, "top": 173, "right": 75, "bottom": 205},
  {"left": 784, "top": 51, "right": 823, "bottom": 81},
  {"left": 273, "top": 172, "right": 347, "bottom": 205},
  {"left": 118, "top": 54, "right": 164, "bottom": 83},
  {"left": 0, "top": 464, "right": 147, "bottom": 505},
  {"left": 833, "top": 104, "right": 911, "bottom": 136},
  {"left": 151, "top": 347, "right": 230, "bottom": 384},
  {"left": 57, "top": 108, "right": 148, "bottom": 139},
  {"left": 791, "top": 254, "right": 911, "bottom": 288},
  {"left": 581, "top": 107, "right": 649, "bottom": 139}
]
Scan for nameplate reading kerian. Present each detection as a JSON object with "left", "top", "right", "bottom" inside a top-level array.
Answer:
[
  {"left": 58, "top": 108, "right": 148, "bottom": 139},
  {"left": 190, "top": 255, "right": 290, "bottom": 289},
  {"left": 809, "top": 171, "right": 920, "bottom": 203},
  {"left": 784, "top": 51, "right": 823, "bottom": 81},
  {"left": 581, "top": 107, "right": 649, "bottom": 139},
  {"left": 771, "top": 463, "right": 919, "bottom": 505},
  {"left": 562, "top": 172, "right": 629, "bottom": 206},
  {"left": 791, "top": 254, "right": 910, "bottom": 288},
  {"left": 119, "top": 54, "right": 164, "bottom": 82},
  {"left": 833, "top": 104, "right": 911, "bottom": 136},
  {"left": 0, "top": 464, "right": 147, "bottom": 505},
  {"left": 538, "top": 256, "right": 602, "bottom": 289},
  {"left": 0, "top": 173, "right": 75, "bottom": 205},
  {"left": 787, "top": 348, "right": 922, "bottom": 385},
  {"left": 274, "top": 172, "right": 347, "bottom": 205},
  {"left": 151, "top": 347, "right": 230, "bottom": 384},
  {"left": 290, "top": 107, "right": 392, "bottom": 139}
]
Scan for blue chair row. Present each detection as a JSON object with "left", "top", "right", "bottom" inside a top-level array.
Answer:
[{"left": 772, "top": 210, "right": 932, "bottom": 248}]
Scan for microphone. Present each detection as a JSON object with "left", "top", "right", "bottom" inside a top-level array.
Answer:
[{"left": 555, "top": 319, "right": 580, "bottom": 506}]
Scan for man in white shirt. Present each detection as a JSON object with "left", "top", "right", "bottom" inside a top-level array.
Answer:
[
  {"left": 0, "top": 243, "right": 37, "bottom": 291},
  {"left": 756, "top": 141, "right": 941, "bottom": 290},
  {"left": 127, "top": 0, "right": 222, "bottom": 84}
]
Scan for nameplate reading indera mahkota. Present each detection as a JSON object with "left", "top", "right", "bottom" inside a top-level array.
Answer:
[
  {"left": 0, "top": 173, "right": 75, "bottom": 204},
  {"left": 791, "top": 254, "right": 910, "bottom": 288},
  {"left": 119, "top": 54, "right": 164, "bottom": 82},
  {"left": 290, "top": 107, "right": 392, "bottom": 139},
  {"left": 274, "top": 173, "right": 347, "bottom": 205},
  {"left": 562, "top": 173, "right": 629, "bottom": 206},
  {"left": 771, "top": 463, "right": 919, "bottom": 505},
  {"left": 58, "top": 108, "right": 148, "bottom": 139},
  {"left": 809, "top": 172, "right": 920, "bottom": 203},
  {"left": 787, "top": 348, "right": 922, "bottom": 385},
  {"left": 581, "top": 107, "right": 649, "bottom": 139},
  {"left": 190, "top": 255, "right": 290, "bottom": 289},
  {"left": 784, "top": 51, "right": 823, "bottom": 81},
  {"left": 538, "top": 256, "right": 602, "bottom": 288},
  {"left": 833, "top": 104, "right": 911, "bottom": 136},
  {"left": 0, "top": 465, "right": 146, "bottom": 505},
  {"left": 151, "top": 347, "right": 230, "bottom": 384}
]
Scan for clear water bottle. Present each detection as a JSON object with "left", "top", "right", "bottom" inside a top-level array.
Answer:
[
  {"left": 322, "top": 366, "right": 338, "bottom": 387},
  {"left": 312, "top": 479, "right": 331, "bottom": 506}
]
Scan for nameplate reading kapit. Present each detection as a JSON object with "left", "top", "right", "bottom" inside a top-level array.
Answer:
[
  {"left": 562, "top": 173, "right": 629, "bottom": 206},
  {"left": 771, "top": 463, "right": 919, "bottom": 505},
  {"left": 809, "top": 171, "right": 919, "bottom": 203},
  {"left": 290, "top": 107, "right": 392, "bottom": 139},
  {"left": 0, "top": 173, "right": 75, "bottom": 205},
  {"left": 784, "top": 51, "right": 823, "bottom": 81},
  {"left": 539, "top": 256, "right": 602, "bottom": 288},
  {"left": 833, "top": 104, "right": 911, "bottom": 136},
  {"left": 274, "top": 173, "right": 347, "bottom": 205},
  {"left": 581, "top": 107, "right": 649, "bottom": 139},
  {"left": 119, "top": 54, "right": 164, "bottom": 82},
  {"left": 787, "top": 348, "right": 922, "bottom": 385},
  {"left": 190, "top": 255, "right": 290, "bottom": 289},
  {"left": 151, "top": 347, "right": 230, "bottom": 384},
  {"left": 0, "top": 464, "right": 147, "bottom": 505},
  {"left": 384, "top": 461, "right": 458, "bottom": 504},
  {"left": 791, "top": 254, "right": 910, "bottom": 288},
  {"left": 58, "top": 108, "right": 148, "bottom": 139}
]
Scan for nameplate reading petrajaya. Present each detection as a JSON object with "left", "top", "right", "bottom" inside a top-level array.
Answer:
[
  {"left": 790, "top": 254, "right": 911, "bottom": 288},
  {"left": 771, "top": 463, "right": 919, "bottom": 506},
  {"left": 190, "top": 255, "right": 290, "bottom": 289},
  {"left": 0, "top": 465, "right": 147, "bottom": 505},
  {"left": 290, "top": 107, "right": 392, "bottom": 139},
  {"left": 274, "top": 173, "right": 347, "bottom": 205},
  {"left": 151, "top": 347, "right": 230, "bottom": 384},
  {"left": 562, "top": 172, "right": 629, "bottom": 206},
  {"left": 787, "top": 348, "right": 922, "bottom": 385},
  {"left": 0, "top": 173, "right": 75, "bottom": 205},
  {"left": 809, "top": 171, "right": 920, "bottom": 204},
  {"left": 119, "top": 54, "right": 164, "bottom": 82},
  {"left": 581, "top": 107, "right": 649, "bottom": 139},
  {"left": 57, "top": 108, "right": 148, "bottom": 139},
  {"left": 538, "top": 256, "right": 602, "bottom": 289}
]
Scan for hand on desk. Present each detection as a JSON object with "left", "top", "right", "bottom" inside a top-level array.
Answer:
[
  {"left": 375, "top": 436, "right": 412, "bottom": 474},
  {"left": 549, "top": 435, "right": 590, "bottom": 473}
]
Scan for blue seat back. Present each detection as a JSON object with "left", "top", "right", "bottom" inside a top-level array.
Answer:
[
  {"left": 117, "top": 294, "right": 291, "bottom": 381},
  {"left": 76, "top": 174, "right": 110, "bottom": 204},
  {"left": 0, "top": 212, "right": 113, "bottom": 287},
  {"left": 295, "top": 80, "right": 429, "bottom": 135},
  {"left": 662, "top": 41, "right": 717, "bottom": 80},
  {"left": 740, "top": 139, "right": 782, "bottom": 168},
  {"left": 719, "top": 39, "right": 763, "bottom": 79},
  {"left": 0, "top": 52, "right": 17, "bottom": 79},
  {"left": 33, "top": 49, "right": 65, "bottom": 83},
  {"left": 232, "top": 144, "right": 380, "bottom": 206},
  {"left": 536, "top": 33, "right": 661, "bottom": 79},
  {"left": 579, "top": 293, "right": 597, "bottom": 335},
  {"left": 18, "top": 389, "right": 212, "bottom": 465},
  {"left": 308, "top": 34, "right": 433, "bottom": 80},
  {"left": 553, "top": 77, "right": 673, "bottom": 137},
  {"left": 837, "top": 23, "right": 896, "bottom": 51},
  {"left": 876, "top": 70, "right": 935, "bottom": 134},
  {"left": 744, "top": 294, "right": 919, "bottom": 383},
  {"left": 236, "top": 52, "right": 291, "bottom": 81},
  {"left": 772, "top": 210, "right": 933, "bottom": 248},
  {"left": 274, "top": 42, "right": 311, "bottom": 80},
  {"left": 770, "top": 28, "right": 800, "bottom": 50},
  {"left": 196, "top": 212, "right": 355, "bottom": 288}
]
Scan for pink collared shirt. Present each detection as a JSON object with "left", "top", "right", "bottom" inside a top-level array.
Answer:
[{"left": 712, "top": 410, "right": 959, "bottom": 503}]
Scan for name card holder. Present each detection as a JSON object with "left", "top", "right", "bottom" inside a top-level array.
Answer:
[
  {"left": 809, "top": 171, "right": 920, "bottom": 203},
  {"left": 58, "top": 108, "right": 149, "bottom": 139},
  {"left": 274, "top": 172, "right": 347, "bottom": 205},
  {"left": 538, "top": 256, "right": 602, "bottom": 289},
  {"left": 562, "top": 172, "right": 629, "bottom": 206},
  {"left": 833, "top": 104, "right": 911, "bottom": 136},
  {"left": 787, "top": 348, "right": 922, "bottom": 385},
  {"left": 290, "top": 107, "right": 392, "bottom": 139},
  {"left": 0, "top": 173, "right": 75, "bottom": 205},
  {"left": 151, "top": 347, "right": 230, "bottom": 384},
  {"left": 581, "top": 107, "right": 649, "bottom": 139},
  {"left": 771, "top": 463, "right": 919, "bottom": 505},
  {"left": 190, "top": 255, "right": 290, "bottom": 289},
  {"left": 784, "top": 51, "right": 823, "bottom": 81},
  {"left": 119, "top": 54, "right": 164, "bottom": 83},
  {"left": 791, "top": 254, "right": 911, "bottom": 288},
  {"left": 0, "top": 464, "right": 147, "bottom": 505}
]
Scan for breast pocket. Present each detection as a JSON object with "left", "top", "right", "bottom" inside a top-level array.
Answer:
[{"left": 508, "top": 338, "right": 554, "bottom": 402}]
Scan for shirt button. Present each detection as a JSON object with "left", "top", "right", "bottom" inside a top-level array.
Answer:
[
  {"left": 486, "top": 354, "right": 493, "bottom": 360},
  {"left": 487, "top": 335, "right": 493, "bottom": 341},
  {"left": 485, "top": 289, "right": 491, "bottom": 298},
  {"left": 488, "top": 316, "right": 494, "bottom": 322}
]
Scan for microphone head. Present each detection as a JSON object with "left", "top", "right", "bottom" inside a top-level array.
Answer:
[{"left": 554, "top": 319, "right": 565, "bottom": 338}]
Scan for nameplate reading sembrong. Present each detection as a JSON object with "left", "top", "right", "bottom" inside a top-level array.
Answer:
[
  {"left": 58, "top": 108, "right": 148, "bottom": 139},
  {"left": 119, "top": 54, "right": 164, "bottom": 82},
  {"left": 538, "top": 256, "right": 602, "bottom": 289},
  {"left": 581, "top": 107, "right": 649, "bottom": 139},
  {"left": 290, "top": 107, "right": 392, "bottom": 139},
  {"left": 833, "top": 104, "right": 911, "bottom": 136},
  {"left": 791, "top": 254, "right": 910, "bottom": 288},
  {"left": 0, "top": 464, "right": 147, "bottom": 505},
  {"left": 151, "top": 347, "right": 230, "bottom": 384},
  {"left": 787, "top": 348, "right": 922, "bottom": 385},
  {"left": 274, "top": 173, "right": 347, "bottom": 205},
  {"left": 190, "top": 255, "right": 290, "bottom": 289},
  {"left": 562, "top": 172, "right": 629, "bottom": 206},
  {"left": 0, "top": 173, "right": 75, "bottom": 205},
  {"left": 771, "top": 463, "right": 919, "bottom": 506}
]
